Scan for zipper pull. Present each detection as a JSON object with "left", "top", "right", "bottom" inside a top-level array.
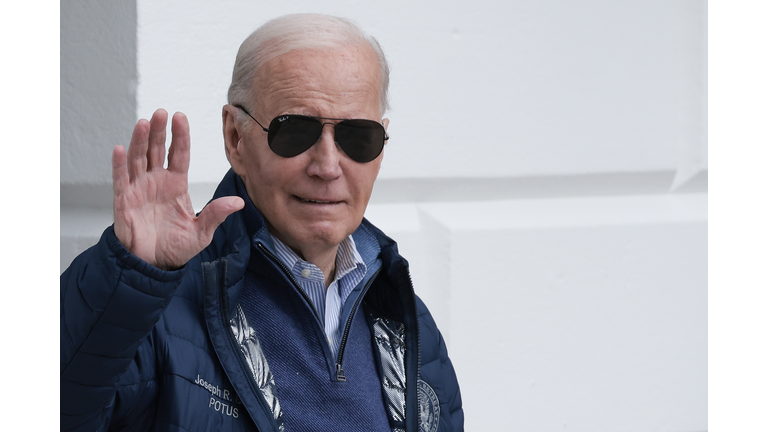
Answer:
[{"left": 336, "top": 364, "right": 347, "bottom": 382}]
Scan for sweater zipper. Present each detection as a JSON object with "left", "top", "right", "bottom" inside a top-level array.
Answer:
[
  {"left": 257, "top": 242, "right": 344, "bottom": 380},
  {"left": 258, "top": 242, "right": 382, "bottom": 382},
  {"left": 251, "top": 243, "right": 421, "bottom": 427},
  {"left": 335, "top": 267, "right": 381, "bottom": 381}
]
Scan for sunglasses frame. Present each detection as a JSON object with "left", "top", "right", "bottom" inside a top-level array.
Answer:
[{"left": 234, "top": 104, "right": 388, "bottom": 163}]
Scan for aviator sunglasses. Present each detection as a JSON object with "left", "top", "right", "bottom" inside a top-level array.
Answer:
[{"left": 235, "top": 105, "right": 388, "bottom": 163}]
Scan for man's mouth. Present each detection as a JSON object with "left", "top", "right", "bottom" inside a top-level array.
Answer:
[{"left": 297, "top": 196, "right": 340, "bottom": 204}]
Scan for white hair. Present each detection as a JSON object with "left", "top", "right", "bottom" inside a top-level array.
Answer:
[{"left": 227, "top": 13, "right": 390, "bottom": 115}]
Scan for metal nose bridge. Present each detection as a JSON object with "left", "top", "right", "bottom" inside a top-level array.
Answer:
[{"left": 316, "top": 121, "right": 341, "bottom": 144}]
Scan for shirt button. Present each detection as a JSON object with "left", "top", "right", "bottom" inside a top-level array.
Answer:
[{"left": 301, "top": 269, "right": 311, "bottom": 278}]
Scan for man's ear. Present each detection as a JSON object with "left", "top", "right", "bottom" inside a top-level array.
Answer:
[
  {"left": 381, "top": 118, "right": 389, "bottom": 144},
  {"left": 222, "top": 105, "right": 246, "bottom": 175}
]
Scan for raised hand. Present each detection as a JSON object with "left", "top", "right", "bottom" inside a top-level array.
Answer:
[{"left": 112, "top": 109, "right": 244, "bottom": 270}]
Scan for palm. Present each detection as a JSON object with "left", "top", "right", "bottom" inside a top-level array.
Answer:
[{"left": 112, "top": 110, "right": 243, "bottom": 270}]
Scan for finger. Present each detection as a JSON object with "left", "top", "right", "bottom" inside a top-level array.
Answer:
[
  {"left": 126, "top": 118, "right": 150, "bottom": 182},
  {"left": 147, "top": 109, "right": 168, "bottom": 171},
  {"left": 112, "top": 145, "right": 128, "bottom": 197},
  {"left": 168, "top": 112, "right": 191, "bottom": 175},
  {"left": 196, "top": 196, "right": 245, "bottom": 241}
]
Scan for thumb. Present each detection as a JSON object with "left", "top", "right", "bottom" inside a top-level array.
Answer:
[{"left": 196, "top": 196, "right": 245, "bottom": 240}]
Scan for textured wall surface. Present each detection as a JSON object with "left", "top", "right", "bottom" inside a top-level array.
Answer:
[
  {"left": 61, "top": 0, "right": 137, "bottom": 185},
  {"left": 60, "top": 1, "right": 708, "bottom": 430}
]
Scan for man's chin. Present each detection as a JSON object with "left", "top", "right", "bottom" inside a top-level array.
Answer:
[
  {"left": 268, "top": 220, "right": 352, "bottom": 253},
  {"left": 302, "top": 224, "right": 352, "bottom": 249}
]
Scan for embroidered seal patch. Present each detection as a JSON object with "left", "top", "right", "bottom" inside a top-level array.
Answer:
[{"left": 417, "top": 379, "right": 440, "bottom": 432}]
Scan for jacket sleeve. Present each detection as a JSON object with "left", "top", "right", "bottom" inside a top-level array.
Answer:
[
  {"left": 60, "top": 226, "right": 186, "bottom": 431},
  {"left": 416, "top": 296, "right": 465, "bottom": 432}
]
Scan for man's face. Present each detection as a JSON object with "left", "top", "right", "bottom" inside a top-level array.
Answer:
[{"left": 226, "top": 44, "right": 386, "bottom": 258}]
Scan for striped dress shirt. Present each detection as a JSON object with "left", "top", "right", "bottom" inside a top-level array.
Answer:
[{"left": 269, "top": 233, "right": 367, "bottom": 359}]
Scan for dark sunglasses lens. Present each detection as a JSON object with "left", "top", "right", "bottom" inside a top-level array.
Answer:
[
  {"left": 335, "top": 120, "right": 386, "bottom": 163},
  {"left": 268, "top": 115, "right": 322, "bottom": 157}
]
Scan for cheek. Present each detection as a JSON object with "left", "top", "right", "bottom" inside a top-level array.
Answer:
[
  {"left": 349, "top": 163, "right": 381, "bottom": 201},
  {"left": 361, "top": 160, "right": 382, "bottom": 186},
  {"left": 240, "top": 146, "right": 280, "bottom": 203},
  {"left": 251, "top": 157, "right": 304, "bottom": 197},
  {"left": 243, "top": 143, "right": 278, "bottom": 182}
]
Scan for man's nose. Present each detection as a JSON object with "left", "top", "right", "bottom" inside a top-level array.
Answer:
[{"left": 305, "top": 123, "right": 343, "bottom": 179}]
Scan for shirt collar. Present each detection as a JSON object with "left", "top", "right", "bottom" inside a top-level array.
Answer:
[{"left": 268, "top": 233, "right": 366, "bottom": 286}]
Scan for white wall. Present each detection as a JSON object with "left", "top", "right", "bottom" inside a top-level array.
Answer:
[{"left": 61, "top": 1, "right": 707, "bottom": 430}]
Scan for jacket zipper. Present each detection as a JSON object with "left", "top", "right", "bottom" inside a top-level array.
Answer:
[
  {"left": 388, "top": 261, "right": 421, "bottom": 432},
  {"left": 405, "top": 268, "right": 422, "bottom": 431},
  {"left": 209, "top": 260, "right": 280, "bottom": 431}
]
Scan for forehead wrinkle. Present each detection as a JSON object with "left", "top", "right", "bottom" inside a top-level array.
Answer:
[{"left": 251, "top": 46, "right": 382, "bottom": 119}]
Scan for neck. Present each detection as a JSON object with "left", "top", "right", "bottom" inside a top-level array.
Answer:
[
  {"left": 274, "top": 235, "right": 338, "bottom": 288},
  {"left": 298, "top": 245, "right": 338, "bottom": 288}
]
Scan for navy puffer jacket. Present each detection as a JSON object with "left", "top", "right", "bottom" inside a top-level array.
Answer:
[{"left": 60, "top": 170, "right": 464, "bottom": 431}]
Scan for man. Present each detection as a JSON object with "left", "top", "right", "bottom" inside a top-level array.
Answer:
[{"left": 61, "top": 13, "right": 463, "bottom": 432}]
